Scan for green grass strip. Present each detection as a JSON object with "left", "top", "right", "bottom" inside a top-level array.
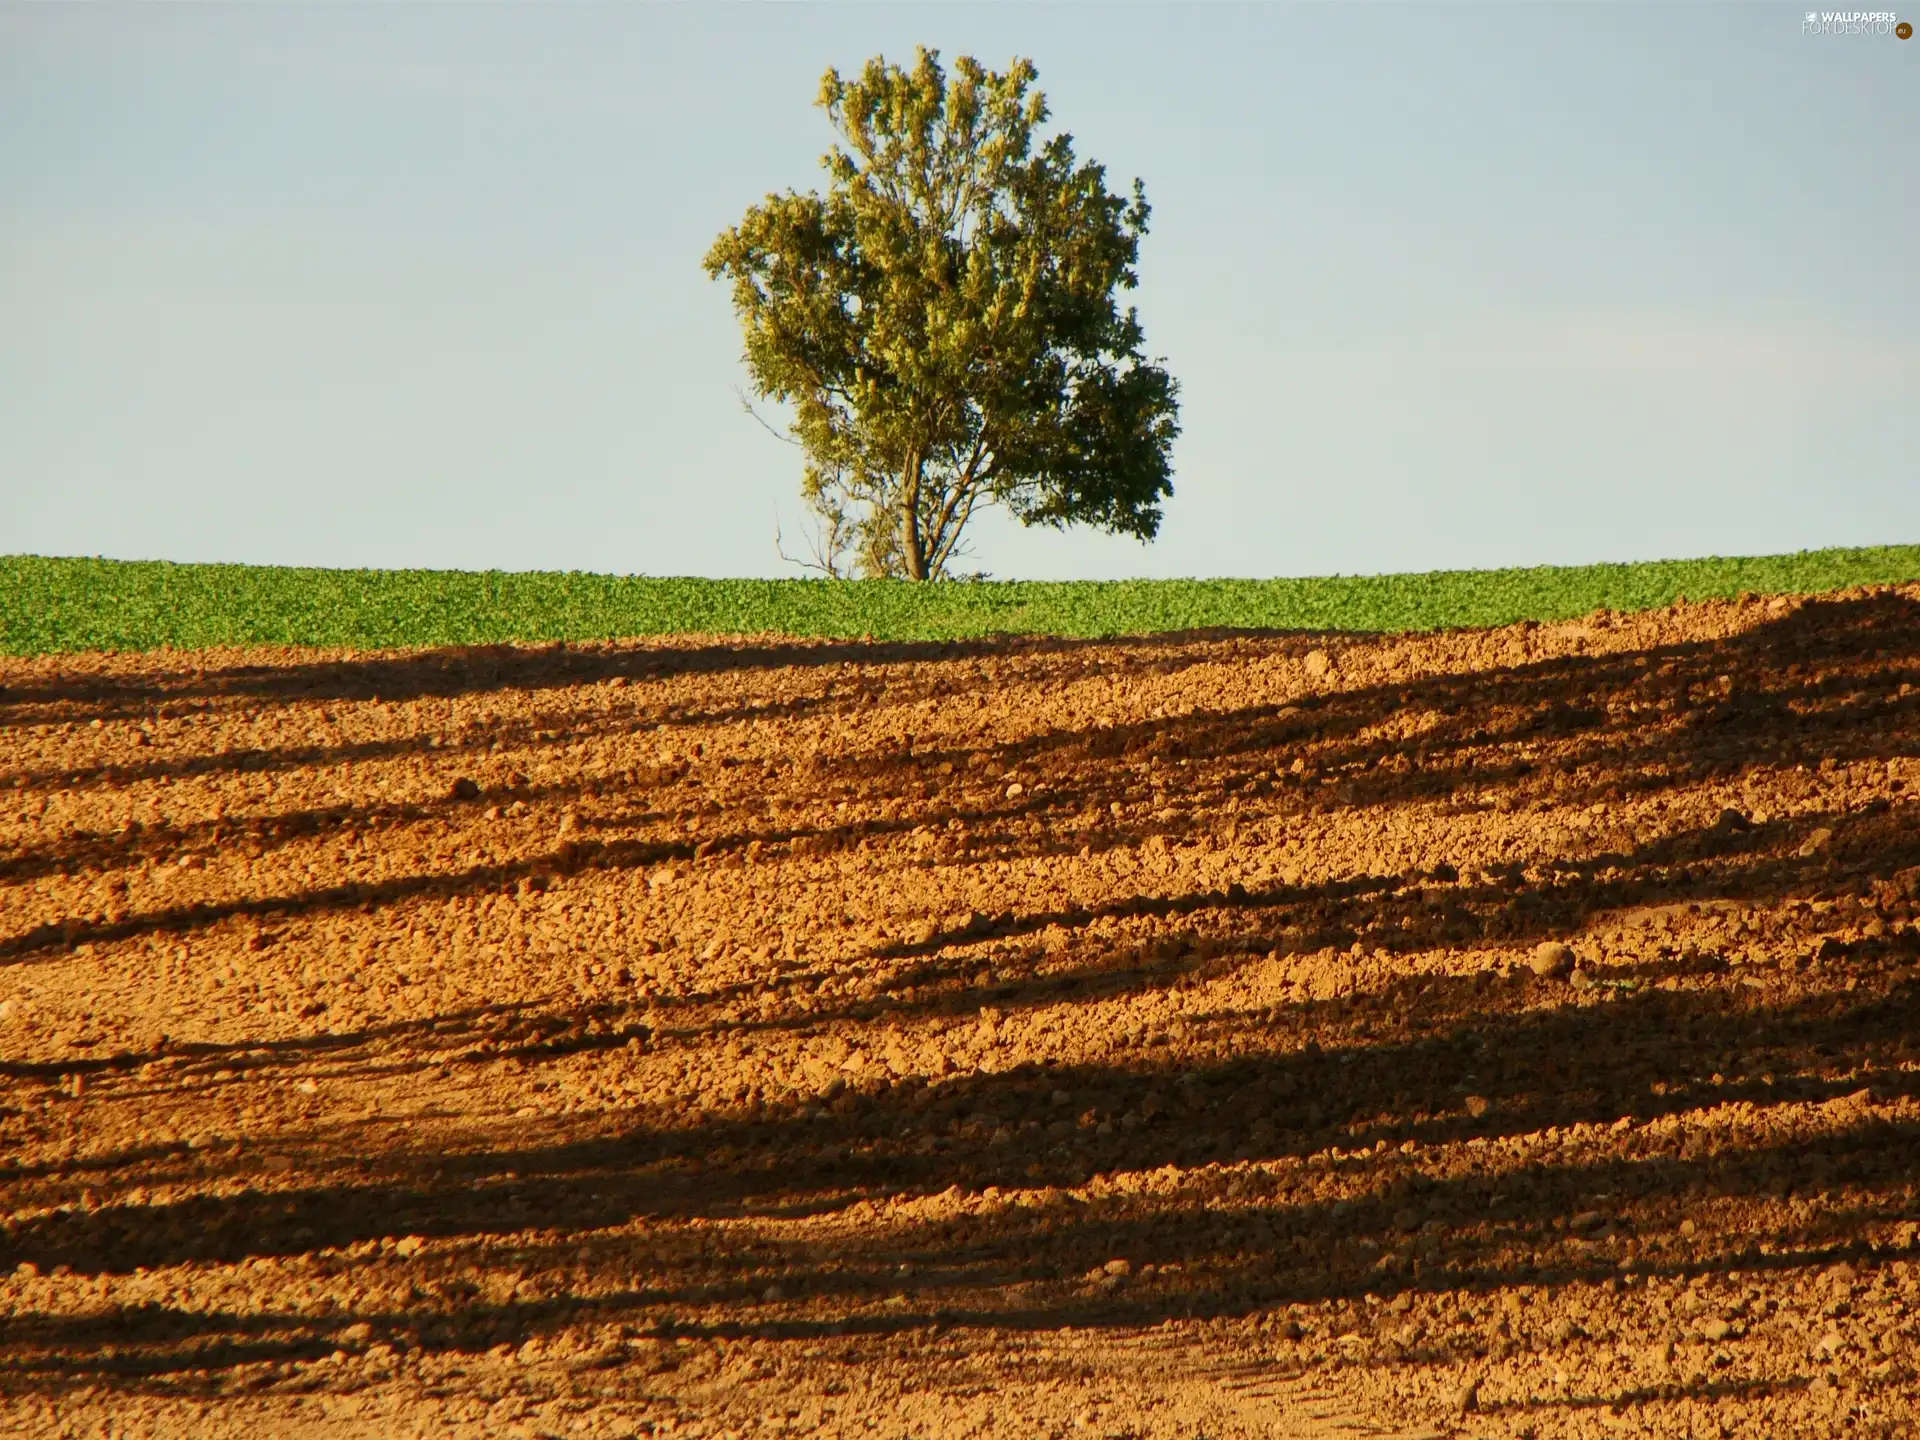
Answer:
[{"left": 3, "top": 545, "right": 1917, "bottom": 657}]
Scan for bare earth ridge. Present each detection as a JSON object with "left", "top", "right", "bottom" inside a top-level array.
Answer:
[{"left": 3, "top": 586, "right": 1918, "bottom": 1439}]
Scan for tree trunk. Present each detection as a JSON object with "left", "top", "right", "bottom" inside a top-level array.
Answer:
[{"left": 900, "top": 452, "right": 928, "bottom": 580}]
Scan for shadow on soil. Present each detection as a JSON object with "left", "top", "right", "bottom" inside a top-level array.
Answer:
[
  {"left": 0, "top": 628, "right": 1274, "bottom": 724},
  {"left": 7, "top": 591, "right": 1920, "bottom": 972}
]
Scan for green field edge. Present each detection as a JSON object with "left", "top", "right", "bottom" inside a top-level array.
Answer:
[{"left": 4, "top": 545, "right": 1917, "bottom": 657}]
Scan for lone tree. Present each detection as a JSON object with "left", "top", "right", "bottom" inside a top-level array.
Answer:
[{"left": 705, "top": 48, "right": 1180, "bottom": 580}]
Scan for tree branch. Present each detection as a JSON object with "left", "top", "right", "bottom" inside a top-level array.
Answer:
[
  {"left": 735, "top": 389, "right": 802, "bottom": 447},
  {"left": 927, "top": 484, "right": 982, "bottom": 578},
  {"left": 774, "top": 513, "right": 849, "bottom": 579},
  {"left": 925, "top": 431, "right": 991, "bottom": 567}
]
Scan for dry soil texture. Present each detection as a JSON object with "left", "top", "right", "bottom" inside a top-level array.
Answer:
[{"left": 3, "top": 587, "right": 1920, "bottom": 1440}]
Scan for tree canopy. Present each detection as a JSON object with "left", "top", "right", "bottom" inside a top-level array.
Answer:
[{"left": 705, "top": 48, "right": 1180, "bottom": 580}]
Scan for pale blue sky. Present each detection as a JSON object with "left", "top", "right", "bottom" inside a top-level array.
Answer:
[{"left": 3, "top": 2, "right": 1914, "bottom": 581}]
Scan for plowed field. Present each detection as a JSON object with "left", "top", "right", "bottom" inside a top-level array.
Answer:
[{"left": 3, "top": 587, "right": 1918, "bottom": 1440}]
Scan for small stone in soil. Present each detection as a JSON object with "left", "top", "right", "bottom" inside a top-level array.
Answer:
[{"left": 1531, "top": 942, "right": 1575, "bottom": 978}]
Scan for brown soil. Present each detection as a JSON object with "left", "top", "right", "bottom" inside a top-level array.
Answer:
[{"left": 3, "top": 587, "right": 1919, "bottom": 1440}]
